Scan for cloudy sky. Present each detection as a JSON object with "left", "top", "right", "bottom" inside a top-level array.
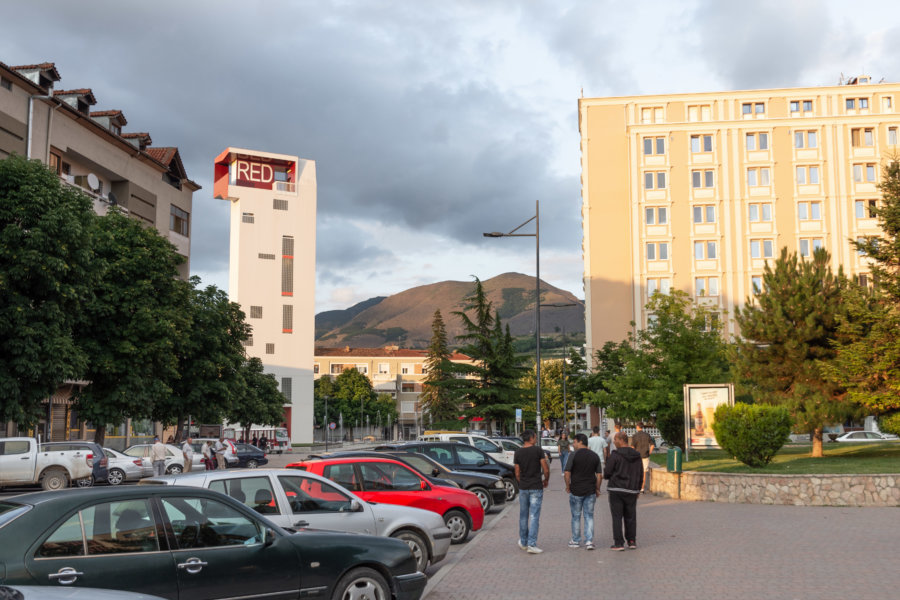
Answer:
[{"left": 4, "top": 0, "right": 900, "bottom": 311}]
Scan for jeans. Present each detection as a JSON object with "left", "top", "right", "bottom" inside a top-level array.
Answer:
[
  {"left": 569, "top": 493, "right": 596, "bottom": 544},
  {"left": 608, "top": 490, "right": 638, "bottom": 546},
  {"left": 559, "top": 451, "right": 570, "bottom": 473},
  {"left": 152, "top": 460, "right": 166, "bottom": 477},
  {"left": 518, "top": 488, "right": 543, "bottom": 547}
]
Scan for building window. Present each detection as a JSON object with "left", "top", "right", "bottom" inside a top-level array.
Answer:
[
  {"left": 641, "top": 106, "right": 665, "bottom": 124},
  {"left": 401, "top": 363, "right": 414, "bottom": 375},
  {"left": 790, "top": 99, "right": 813, "bottom": 114},
  {"left": 250, "top": 306, "right": 263, "bottom": 319},
  {"left": 0, "top": 76, "right": 11, "bottom": 91},
  {"left": 747, "top": 167, "right": 770, "bottom": 187},
  {"left": 750, "top": 239, "right": 774, "bottom": 259},
  {"left": 694, "top": 241, "right": 717, "bottom": 260},
  {"left": 855, "top": 199, "right": 877, "bottom": 219},
  {"left": 330, "top": 363, "right": 345, "bottom": 375},
  {"left": 794, "top": 130, "right": 818, "bottom": 149},
  {"left": 313, "top": 363, "right": 320, "bottom": 374},
  {"left": 645, "top": 206, "right": 668, "bottom": 225},
  {"left": 888, "top": 127, "right": 898, "bottom": 146},
  {"left": 265, "top": 343, "right": 275, "bottom": 355},
  {"left": 692, "top": 205, "right": 716, "bottom": 224},
  {"left": 745, "top": 132, "right": 769, "bottom": 151},
  {"left": 242, "top": 336, "right": 254, "bottom": 347},
  {"left": 644, "top": 171, "right": 667, "bottom": 189},
  {"left": 748, "top": 203, "right": 773, "bottom": 222},
  {"left": 273, "top": 198, "right": 289, "bottom": 211},
  {"left": 883, "top": 97, "right": 893, "bottom": 111},
  {"left": 281, "top": 377, "right": 292, "bottom": 402},
  {"left": 169, "top": 206, "right": 190, "bottom": 236},
  {"left": 643, "top": 137, "right": 665, "bottom": 155},
  {"left": 283, "top": 305, "right": 293, "bottom": 333},
  {"left": 853, "top": 164, "right": 877, "bottom": 183},
  {"left": 242, "top": 212, "right": 254, "bottom": 224},
  {"left": 258, "top": 253, "right": 276, "bottom": 260},
  {"left": 401, "top": 383, "right": 416, "bottom": 393},
  {"left": 858, "top": 273, "right": 870, "bottom": 288},
  {"left": 378, "top": 363, "right": 390, "bottom": 374},
  {"left": 846, "top": 97, "right": 869, "bottom": 110},
  {"left": 751, "top": 276, "right": 763, "bottom": 294},
  {"left": 282, "top": 236, "right": 294, "bottom": 297},
  {"left": 646, "top": 242, "right": 669, "bottom": 261},
  {"left": 742, "top": 102, "right": 765, "bottom": 115},
  {"left": 49, "top": 151, "right": 62, "bottom": 175},
  {"left": 690, "top": 134, "right": 713, "bottom": 153},
  {"left": 695, "top": 276, "right": 719, "bottom": 297},
  {"left": 797, "top": 201, "right": 822, "bottom": 221},
  {"left": 355, "top": 364, "right": 368, "bottom": 374},
  {"left": 851, "top": 128, "right": 875, "bottom": 147},
  {"left": 647, "top": 277, "right": 671, "bottom": 297},
  {"left": 691, "top": 169, "right": 714, "bottom": 188},
  {"left": 795, "top": 166, "right": 820, "bottom": 185},
  {"left": 799, "top": 238, "right": 824, "bottom": 258}
]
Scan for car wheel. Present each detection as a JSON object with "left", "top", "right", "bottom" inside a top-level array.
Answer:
[
  {"left": 75, "top": 476, "right": 94, "bottom": 488},
  {"left": 107, "top": 468, "right": 126, "bottom": 486},
  {"left": 331, "top": 566, "right": 389, "bottom": 600},
  {"left": 443, "top": 509, "right": 471, "bottom": 545},
  {"left": 40, "top": 468, "right": 69, "bottom": 491},
  {"left": 246, "top": 459, "right": 259, "bottom": 469},
  {"left": 503, "top": 478, "right": 517, "bottom": 501},
  {"left": 390, "top": 529, "right": 429, "bottom": 572},
  {"left": 469, "top": 486, "right": 492, "bottom": 512},
  {"left": 166, "top": 464, "right": 183, "bottom": 475}
]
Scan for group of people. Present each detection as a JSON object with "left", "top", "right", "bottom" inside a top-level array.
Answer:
[
  {"left": 148, "top": 435, "right": 233, "bottom": 474},
  {"left": 514, "top": 422, "right": 656, "bottom": 553}
]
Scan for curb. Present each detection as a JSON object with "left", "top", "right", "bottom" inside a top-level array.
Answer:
[{"left": 422, "top": 500, "right": 515, "bottom": 598}]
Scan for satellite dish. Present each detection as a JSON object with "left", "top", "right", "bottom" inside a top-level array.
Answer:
[
  {"left": 86, "top": 173, "right": 100, "bottom": 191},
  {"left": 107, "top": 191, "right": 118, "bottom": 206}
]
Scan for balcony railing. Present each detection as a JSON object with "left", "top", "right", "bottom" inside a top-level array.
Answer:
[{"left": 275, "top": 181, "right": 296, "bottom": 193}]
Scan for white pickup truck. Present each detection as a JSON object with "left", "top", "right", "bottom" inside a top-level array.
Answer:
[{"left": 0, "top": 437, "right": 93, "bottom": 491}]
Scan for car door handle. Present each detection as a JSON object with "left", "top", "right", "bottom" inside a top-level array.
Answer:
[
  {"left": 177, "top": 557, "right": 208, "bottom": 574},
  {"left": 294, "top": 520, "right": 309, "bottom": 527},
  {"left": 49, "top": 567, "right": 83, "bottom": 585},
  {"left": 20, "top": 456, "right": 29, "bottom": 459}
]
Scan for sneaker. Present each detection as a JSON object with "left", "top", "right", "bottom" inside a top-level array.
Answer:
[
  {"left": 568, "top": 540, "right": 580, "bottom": 548},
  {"left": 610, "top": 545, "right": 625, "bottom": 551},
  {"left": 585, "top": 542, "right": 595, "bottom": 551},
  {"left": 526, "top": 546, "right": 544, "bottom": 554},
  {"left": 628, "top": 540, "right": 637, "bottom": 549},
  {"left": 517, "top": 540, "right": 527, "bottom": 550}
]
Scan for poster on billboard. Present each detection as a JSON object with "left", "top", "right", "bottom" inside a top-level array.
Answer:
[{"left": 683, "top": 383, "right": 734, "bottom": 456}]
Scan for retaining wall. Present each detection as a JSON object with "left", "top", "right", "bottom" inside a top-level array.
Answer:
[{"left": 650, "top": 467, "right": 900, "bottom": 507}]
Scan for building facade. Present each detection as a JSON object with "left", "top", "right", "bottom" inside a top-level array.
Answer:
[
  {"left": 580, "top": 78, "right": 900, "bottom": 358},
  {"left": 214, "top": 148, "right": 316, "bottom": 444},
  {"left": 313, "top": 346, "right": 473, "bottom": 439}
]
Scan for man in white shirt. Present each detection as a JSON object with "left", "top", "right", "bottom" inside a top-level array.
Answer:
[
  {"left": 588, "top": 426, "right": 608, "bottom": 468},
  {"left": 214, "top": 437, "right": 228, "bottom": 470},
  {"left": 150, "top": 436, "right": 167, "bottom": 476},
  {"left": 181, "top": 436, "right": 194, "bottom": 473}
]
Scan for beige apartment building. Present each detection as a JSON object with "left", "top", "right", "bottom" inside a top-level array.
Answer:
[
  {"left": 314, "top": 346, "right": 473, "bottom": 439},
  {"left": 214, "top": 148, "right": 316, "bottom": 444},
  {"left": 580, "top": 77, "right": 900, "bottom": 358},
  {"left": 1, "top": 61, "right": 198, "bottom": 442}
]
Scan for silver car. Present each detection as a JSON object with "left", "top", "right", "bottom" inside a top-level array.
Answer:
[
  {"left": 141, "top": 468, "right": 451, "bottom": 572},
  {"left": 122, "top": 443, "right": 204, "bottom": 473},
  {"left": 101, "top": 447, "right": 147, "bottom": 485}
]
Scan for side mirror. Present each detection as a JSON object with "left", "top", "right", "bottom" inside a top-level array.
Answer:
[
  {"left": 420, "top": 480, "right": 430, "bottom": 491},
  {"left": 264, "top": 527, "right": 276, "bottom": 547},
  {"left": 349, "top": 499, "right": 363, "bottom": 512},
  {"left": 477, "top": 460, "right": 487, "bottom": 467}
]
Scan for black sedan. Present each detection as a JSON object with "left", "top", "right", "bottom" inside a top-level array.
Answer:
[
  {"left": 0, "top": 486, "right": 426, "bottom": 600},
  {"left": 231, "top": 443, "right": 269, "bottom": 468}
]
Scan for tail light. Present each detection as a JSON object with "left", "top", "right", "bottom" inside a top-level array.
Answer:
[
  {"left": 132, "top": 460, "right": 143, "bottom": 467},
  {"left": 86, "top": 453, "right": 94, "bottom": 467}
]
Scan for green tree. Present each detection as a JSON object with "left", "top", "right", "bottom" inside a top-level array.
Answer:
[
  {"left": 732, "top": 248, "right": 858, "bottom": 457},
  {"left": 581, "top": 340, "right": 629, "bottom": 417},
  {"left": 0, "top": 155, "right": 94, "bottom": 427},
  {"left": 228, "top": 357, "right": 286, "bottom": 442},
  {"left": 828, "top": 160, "right": 900, "bottom": 422},
  {"left": 520, "top": 358, "right": 566, "bottom": 423},
  {"left": 74, "top": 209, "right": 187, "bottom": 444},
  {"left": 420, "top": 309, "right": 458, "bottom": 422}
]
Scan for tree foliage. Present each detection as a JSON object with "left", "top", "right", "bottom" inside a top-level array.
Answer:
[
  {"left": 711, "top": 403, "right": 793, "bottom": 467},
  {"left": 228, "top": 357, "right": 286, "bottom": 441},
  {"left": 420, "top": 309, "right": 458, "bottom": 422},
  {"left": 732, "top": 248, "right": 858, "bottom": 457},
  {"left": 314, "top": 368, "right": 398, "bottom": 436},
  {"left": 0, "top": 155, "right": 95, "bottom": 427}
]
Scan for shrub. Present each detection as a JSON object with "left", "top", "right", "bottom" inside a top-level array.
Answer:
[
  {"left": 712, "top": 403, "right": 792, "bottom": 467},
  {"left": 655, "top": 408, "right": 685, "bottom": 450},
  {"left": 879, "top": 411, "right": 900, "bottom": 437}
]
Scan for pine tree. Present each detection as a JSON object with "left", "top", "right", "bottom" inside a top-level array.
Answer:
[
  {"left": 420, "top": 310, "right": 458, "bottom": 423},
  {"left": 732, "top": 248, "right": 857, "bottom": 457}
]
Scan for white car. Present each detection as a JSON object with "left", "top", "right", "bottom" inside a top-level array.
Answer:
[
  {"left": 834, "top": 431, "right": 899, "bottom": 442},
  {"left": 541, "top": 437, "right": 568, "bottom": 459},
  {"left": 101, "top": 447, "right": 147, "bottom": 485},
  {"left": 122, "top": 443, "right": 205, "bottom": 473},
  {"left": 140, "top": 468, "right": 451, "bottom": 572},
  {"left": 418, "top": 433, "right": 514, "bottom": 463}
]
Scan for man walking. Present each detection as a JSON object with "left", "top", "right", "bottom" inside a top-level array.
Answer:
[
  {"left": 514, "top": 429, "right": 550, "bottom": 554},
  {"left": 556, "top": 430, "right": 571, "bottom": 475},
  {"left": 201, "top": 440, "right": 214, "bottom": 470},
  {"left": 150, "top": 436, "right": 167, "bottom": 477},
  {"left": 181, "top": 436, "right": 194, "bottom": 473},
  {"left": 565, "top": 433, "right": 602, "bottom": 550},
  {"left": 630, "top": 422, "right": 656, "bottom": 492},
  {"left": 588, "top": 426, "right": 608, "bottom": 471},
  {"left": 214, "top": 436, "right": 228, "bottom": 470},
  {"left": 603, "top": 432, "right": 643, "bottom": 550}
]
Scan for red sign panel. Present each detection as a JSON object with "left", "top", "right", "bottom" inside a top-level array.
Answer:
[{"left": 233, "top": 159, "right": 275, "bottom": 190}]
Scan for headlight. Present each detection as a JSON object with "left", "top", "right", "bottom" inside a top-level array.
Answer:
[{"left": 493, "top": 480, "right": 505, "bottom": 489}]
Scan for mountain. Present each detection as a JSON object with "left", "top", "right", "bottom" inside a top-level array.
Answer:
[{"left": 315, "top": 272, "right": 584, "bottom": 349}]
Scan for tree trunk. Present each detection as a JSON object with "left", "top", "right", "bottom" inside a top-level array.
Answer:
[
  {"left": 811, "top": 426, "right": 824, "bottom": 457},
  {"left": 174, "top": 418, "right": 186, "bottom": 443},
  {"left": 93, "top": 424, "right": 106, "bottom": 445}
]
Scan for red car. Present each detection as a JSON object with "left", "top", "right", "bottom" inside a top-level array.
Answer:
[{"left": 288, "top": 455, "right": 484, "bottom": 544}]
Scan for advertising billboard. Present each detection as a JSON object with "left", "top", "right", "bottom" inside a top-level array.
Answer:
[{"left": 683, "top": 383, "right": 734, "bottom": 455}]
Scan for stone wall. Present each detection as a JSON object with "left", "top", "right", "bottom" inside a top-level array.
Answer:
[{"left": 650, "top": 467, "right": 900, "bottom": 507}]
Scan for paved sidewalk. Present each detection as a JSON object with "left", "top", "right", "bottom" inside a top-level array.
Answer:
[{"left": 425, "top": 470, "right": 900, "bottom": 599}]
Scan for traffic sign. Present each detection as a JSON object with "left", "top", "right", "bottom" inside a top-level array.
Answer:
[
  {"left": 515, "top": 408, "right": 522, "bottom": 423},
  {"left": 329, "top": 422, "right": 336, "bottom": 430}
]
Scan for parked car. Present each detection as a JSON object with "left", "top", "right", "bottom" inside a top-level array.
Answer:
[
  {"left": 0, "top": 485, "right": 426, "bottom": 600},
  {"left": 835, "top": 431, "right": 899, "bottom": 442},
  {"left": 141, "top": 468, "right": 450, "bottom": 572},
  {"left": 289, "top": 455, "right": 485, "bottom": 544},
  {"left": 376, "top": 441, "right": 519, "bottom": 501},
  {"left": 101, "top": 448, "right": 147, "bottom": 485},
  {"left": 40, "top": 441, "right": 108, "bottom": 487},
  {"left": 493, "top": 435, "right": 553, "bottom": 463},
  {"left": 0, "top": 438, "right": 93, "bottom": 491},
  {"left": 189, "top": 438, "right": 238, "bottom": 468},
  {"left": 306, "top": 451, "right": 461, "bottom": 489},
  {"left": 417, "top": 432, "right": 514, "bottom": 462},
  {"left": 122, "top": 444, "right": 201, "bottom": 473},
  {"left": 540, "top": 437, "right": 564, "bottom": 459},
  {"left": 231, "top": 443, "right": 268, "bottom": 468},
  {"left": 0, "top": 585, "right": 165, "bottom": 599}
]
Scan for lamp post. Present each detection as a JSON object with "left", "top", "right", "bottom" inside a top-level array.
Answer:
[
  {"left": 323, "top": 395, "right": 329, "bottom": 452},
  {"left": 484, "top": 200, "right": 541, "bottom": 431}
]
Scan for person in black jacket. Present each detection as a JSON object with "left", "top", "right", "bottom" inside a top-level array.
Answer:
[{"left": 602, "top": 431, "right": 643, "bottom": 550}]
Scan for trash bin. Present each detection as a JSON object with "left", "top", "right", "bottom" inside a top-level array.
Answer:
[{"left": 666, "top": 447, "right": 682, "bottom": 473}]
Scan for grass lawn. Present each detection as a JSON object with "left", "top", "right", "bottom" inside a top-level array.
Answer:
[{"left": 650, "top": 442, "right": 900, "bottom": 474}]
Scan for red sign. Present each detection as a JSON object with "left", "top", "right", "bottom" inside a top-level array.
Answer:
[{"left": 233, "top": 159, "right": 275, "bottom": 189}]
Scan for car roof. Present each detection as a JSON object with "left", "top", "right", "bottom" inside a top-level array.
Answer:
[
  {"left": 293, "top": 456, "right": 406, "bottom": 465},
  {"left": 142, "top": 467, "right": 332, "bottom": 484},
  {"left": 8, "top": 483, "right": 230, "bottom": 506}
]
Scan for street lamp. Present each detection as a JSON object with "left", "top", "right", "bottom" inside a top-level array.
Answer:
[{"left": 484, "top": 200, "right": 541, "bottom": 431}]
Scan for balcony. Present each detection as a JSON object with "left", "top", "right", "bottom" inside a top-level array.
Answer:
[{"left": 275, "top": 181, "right": 296, "bottom": 193}]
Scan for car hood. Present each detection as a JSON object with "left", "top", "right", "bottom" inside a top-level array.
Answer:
[
  {"left": 454, "top": 470, "right": 501, "bottom": 481},
  {"left": 367, "top": 499, "right": 447, "bottom": 530}
]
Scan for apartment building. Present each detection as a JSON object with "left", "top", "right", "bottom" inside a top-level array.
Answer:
[
  {"left": 214, "top": 148, "right": 316, "bottom": 444},
  {"left": 1, "top": 61, "right": 198, "bottom": 442},
  {"left": 579, "top": 77, "right": 900, "bottom": 358},
  {"left": 313, "top": 346, "right": 473, "bottom": 439}
]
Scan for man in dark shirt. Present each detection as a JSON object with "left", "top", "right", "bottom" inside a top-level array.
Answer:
[
  {"left": 564, "top": 433, "right": 602, "bottom": 550},
  {"left": 604, "top": 431, "right": 644, "bottom": 550},
  {"left": 514, "top": 429, "right": 550, "bottom": 554},
  {"left": 630, "top": 421, "right": 655, "bottom": 492}
]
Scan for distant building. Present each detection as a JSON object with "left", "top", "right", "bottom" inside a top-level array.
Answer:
[
  {"left": 580, "top": 77, "right": 900, "bottom": 360},
  {"left": 214, "top": 148, "right": 316, "bottom": 444},
  {"left": 1, "top": 60, "right": 199, "bottom": 443},
  {"left": 314, "top": 346, "right": 473, "bottom": 438}
]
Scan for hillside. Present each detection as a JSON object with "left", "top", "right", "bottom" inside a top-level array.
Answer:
[{"left": 315, "top": 272, "right": 584, "bottom": 349}]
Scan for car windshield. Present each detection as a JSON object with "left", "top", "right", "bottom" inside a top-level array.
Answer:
[{"left": 0, "top": 502, "right": 31, "bottom": 530}]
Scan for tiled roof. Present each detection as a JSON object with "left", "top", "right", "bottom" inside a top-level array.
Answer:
[
  {"left": 9, "top": 62, "right": 60, "bottom": 80},
  {"left": 145, "top": 147, "right": 177, "bottom": 165},
  {"left": 315, "top": 346, "right": 472, "bottom": 361},
  {"left": 122, "top": 132, "right": 152, "bottom": 140},
  {"left": 90, "top": 109, "right": 122, "bottom": 117},
  {"left": 53, "top": 88, "right": 97, "bottom": 104}
]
